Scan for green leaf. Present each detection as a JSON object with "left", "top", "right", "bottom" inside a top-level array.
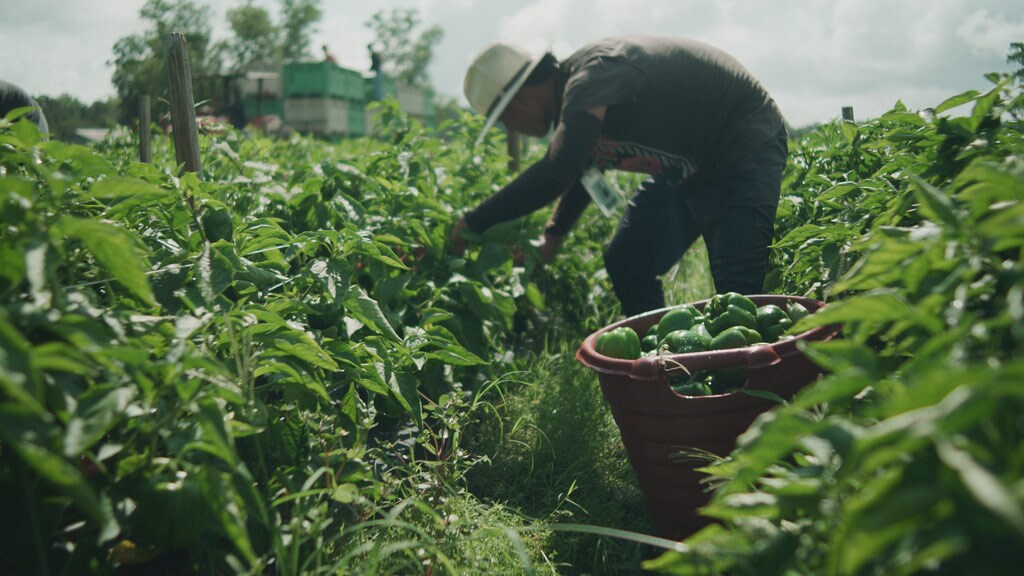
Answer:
[
  {"left": 57, "top": 217, "right": 155, "bottom": 305},
  {"left": 936, "top": 437, "right": 1024, "bottom": 539},
  {"left": 272, "top": 335, "right": 341, "bottom": 373},
  {"left": 0, "top": 314, "right": 44, "bottom": 410},
  {"left": 0, "top": 404, "right": 112, "bottom": 531},
  {"left": 832, "top": 232, "right": 926, "bottom": 294},
  {"left": 255, "top": 360, "right": 332, "bottom": 403},
  {"left": 191, "top": 398, "right": 239, "bottom": 467},
  {"left": 198, "top": 241, "right": 238, "bottom": 300},
  {"left": 344, "top": 284, "right": 400, "bottom": 341},
  {"left": 795, "top": 339, "right": 881, "bottom": 378},
  {"left": 201, "top": 468, "right": 258, "bottom": 565},
  {"left": 44, "top": 142, "right": 117, "bottom": 178},
  {"left": 968, "top": 84, "right": 1002, "bottom": 132},
  {"left": 88, "top": 176, "right": 169, "bottom": 199},
  {"left": 933, "top": 89, "right": 980, "bottom": 114},
  {"left": 739, "top": 389, "right": 788, "bottom": 405},
  {"left": 64, "top": 384, "right": 137, "bottom": 457},
  {"left": 33, "top": 342, "right": 94, "bottom": 375},
  {"left": 700, "top": 492, "right": 779, "bottom": 521},
  {"left": 424, "top": 325, "right": 486, "bottom": 366},
  {"left": 911, "top": 176, "right": 960, "bottom": 230},
  {"left": 345, "top": 233, "right": 409, "bottom": 270},
  {"left": 792, "top": 290, "right": 942, "bottom": 334},
  {"left": 391, "top": 372, "right": 423, "bottom": 427}
]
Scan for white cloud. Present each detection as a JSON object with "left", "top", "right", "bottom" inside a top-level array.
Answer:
[
  {"left": 497, "top": 0, "right": 574, "bottom": 56},
  {"left": 1, "top": 0, "right": 1018, "bottom": 127},
  {"left": 958, "top": 10, "right": 1024, "bottom": 57}
]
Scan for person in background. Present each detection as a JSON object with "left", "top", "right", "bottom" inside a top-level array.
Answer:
[
  {"left": 0, "top": 79, "right": 49, "bottom": 135},
  {"left": 322, "top": 44, "right": 338, "bottom": 64},
  {"left": 368, "top": 43, "right": 384, "bottom": 101},
  {"left": 449, "top": 36, "right": 787, "bottom": 316}
]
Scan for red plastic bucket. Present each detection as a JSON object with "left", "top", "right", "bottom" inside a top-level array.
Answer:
[{"left": 576, "top": 295, "right": 840, "bottom": 540}]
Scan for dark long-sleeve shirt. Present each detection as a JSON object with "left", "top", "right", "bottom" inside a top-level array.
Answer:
[{"left": 465, "top": 35, "right": 784, "bottom": 236}]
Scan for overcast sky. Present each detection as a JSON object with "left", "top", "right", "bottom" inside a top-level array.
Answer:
[{"left": 1, "top": 0, "right": 1022, "bottom": 127}]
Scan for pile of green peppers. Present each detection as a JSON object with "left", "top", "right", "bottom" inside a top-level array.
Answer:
[{"left": 641, "top": 293, "right": 810, "bottom": 396}]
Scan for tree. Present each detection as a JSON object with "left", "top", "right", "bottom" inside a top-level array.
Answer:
[
  {"left": 35, "top": 94, "right": 119, "bottom": 141},
  {"left": 279, "top": 0, "right": 322, "bottom": 62},
  {"left": 218, "top": 0, "right": 279, "bottom": 71},
  {"left": 365, "top": 8, "right": 443, "bottom": 86},
  {"left": 110, "top": 0, "right": 323, "bottom": 127},
  {"left": 109, "top": 0, "right": 219, "bottom": 124},
  {"left": 1009, "top": 41, "right": 1024, "bottom": 85}
]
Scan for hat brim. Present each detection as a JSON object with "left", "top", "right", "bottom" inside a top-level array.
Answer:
[{"left": 476, "top": 54, "right": 546, "bottom": 145}]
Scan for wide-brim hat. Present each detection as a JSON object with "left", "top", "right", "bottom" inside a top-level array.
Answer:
[{"left": 464, "top": 42, "right": 546, "bottom": 144}]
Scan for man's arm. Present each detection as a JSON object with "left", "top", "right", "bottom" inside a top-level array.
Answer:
[{"left": 462, "top": 108, "right": 605, "bottom": 234}]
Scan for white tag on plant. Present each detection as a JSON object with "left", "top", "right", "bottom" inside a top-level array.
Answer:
[{"left": 580, "top": 167, "right": 623, "bottom": 217}]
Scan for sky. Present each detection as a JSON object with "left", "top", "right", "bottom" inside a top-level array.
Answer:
[{"left": 1, "top": 0, "right": 1022, "bottom": 128}]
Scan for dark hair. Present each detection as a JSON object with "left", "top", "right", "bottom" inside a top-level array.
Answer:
[{"left": 524, "top": 53, "right": 558, "bottom": 86}]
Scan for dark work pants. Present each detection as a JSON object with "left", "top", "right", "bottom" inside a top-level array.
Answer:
[{"left": 603, "top": 128, "right": 788, "bottom": 316}]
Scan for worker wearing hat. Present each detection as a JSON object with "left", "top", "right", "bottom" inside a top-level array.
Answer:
[
  {"left": 0, "top": 80, "right": 49, "bottom": 135},
  {"left": 449, "top": 36, "right": 787, "bottom": 316}
]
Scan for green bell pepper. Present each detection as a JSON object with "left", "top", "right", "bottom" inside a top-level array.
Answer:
[
  {"left": 596, "top": 326, "right": 642, "bottom": 360},
  {"left": 672, "top": 379, "right": 713, "bottom": 396},
  {"left": 706, "top": 292, "right": 757, "bottom": 318},
  {"left": 641, "top": 333, "right": 660, "bottom": 352},
  {"left": 710, "top": 326, "right": 749, "bottom": 350},
  {"left": 661, "top": 328, "right": 713, "bottom": 354},
  {"left": 755, "top": 304, "right": 788, "bottom": 332},
  {"left": 710, "top": 366, "right": 746, "bottom": 392},
  {"left": 658, "top": 305, "right": 701, "bottom": 336},
  {"left": 787, "top": 301, "right": 810, "bottom": 323},
  {"left": 647, "top": 322, "right": 660, "bottom": 341},
  {"left": 737, "top": 326, "right": 763, "bottom": 345},
  {"left": 707, "top": 303, "right": 758, "bottom": 336}
]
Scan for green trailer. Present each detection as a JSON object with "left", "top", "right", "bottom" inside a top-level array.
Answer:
[{"left": 283, "top": 62, "right": 363, "bottom": 100}]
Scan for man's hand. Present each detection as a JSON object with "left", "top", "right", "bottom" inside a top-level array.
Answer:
[
  {"left": 514, "top": 232, "right": 563, "bottom": 266},
  {"left": 447, "top": 216, "right": 471, "bottom": 256}
]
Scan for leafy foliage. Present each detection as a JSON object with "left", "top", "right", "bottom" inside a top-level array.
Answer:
[
  {"left": 0, "top": 106, "right": 607, "bottom": 573},
  {"left": 8, "top": 43, "right": 1024, "bottom": 576},
  {"left": 648, "top": 74, "right": 1024, "bottom": 575},
  {"left": 365, "top": 8, "right": 445, "bottom": 87}
]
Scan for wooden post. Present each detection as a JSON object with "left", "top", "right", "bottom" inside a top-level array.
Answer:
[
  {"left": 507, "top": 130, "right": 521, "bottom": 173},
  {"left": 256, "top": 78, "right": 264, "bottom": 118},
  {"left": 138, "top": 95, "right": 152, "bottom": 163},
  {"left": 162, "top": 32, "right": 203, "bottom": 179},
  {"left": 842, "top": 106, "right": 855, "bottom": 122}
]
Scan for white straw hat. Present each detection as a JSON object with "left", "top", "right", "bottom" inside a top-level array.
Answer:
[{"left": 464, "top": 42, "right": 545, "bottom": 144}]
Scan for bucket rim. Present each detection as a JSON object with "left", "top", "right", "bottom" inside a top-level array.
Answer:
[{"left": 576, "top": 294, "right": 839, "bottom": 379}]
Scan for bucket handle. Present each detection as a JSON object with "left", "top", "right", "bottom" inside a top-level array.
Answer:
[{"left": 628, "top": 344, "right": 781, "bottom": 381}]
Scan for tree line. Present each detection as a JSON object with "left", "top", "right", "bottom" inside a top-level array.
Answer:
[{"left": 33, "top": 0, "right": 445, "bottom": 139}]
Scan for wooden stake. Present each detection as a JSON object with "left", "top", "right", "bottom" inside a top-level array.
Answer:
[
  {"left": 162, "top": 32, "right": 203, "bottom": 179},
  {"left": 139, "top": 95, "right": 152, "bottom": 164}
]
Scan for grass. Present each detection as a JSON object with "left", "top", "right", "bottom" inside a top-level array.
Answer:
[
  {"left": 463, "top": 345, "right": 654, "bottom": 575},
  {"left": 459, "top": 241, "right": 716, "bottom": 574}
]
